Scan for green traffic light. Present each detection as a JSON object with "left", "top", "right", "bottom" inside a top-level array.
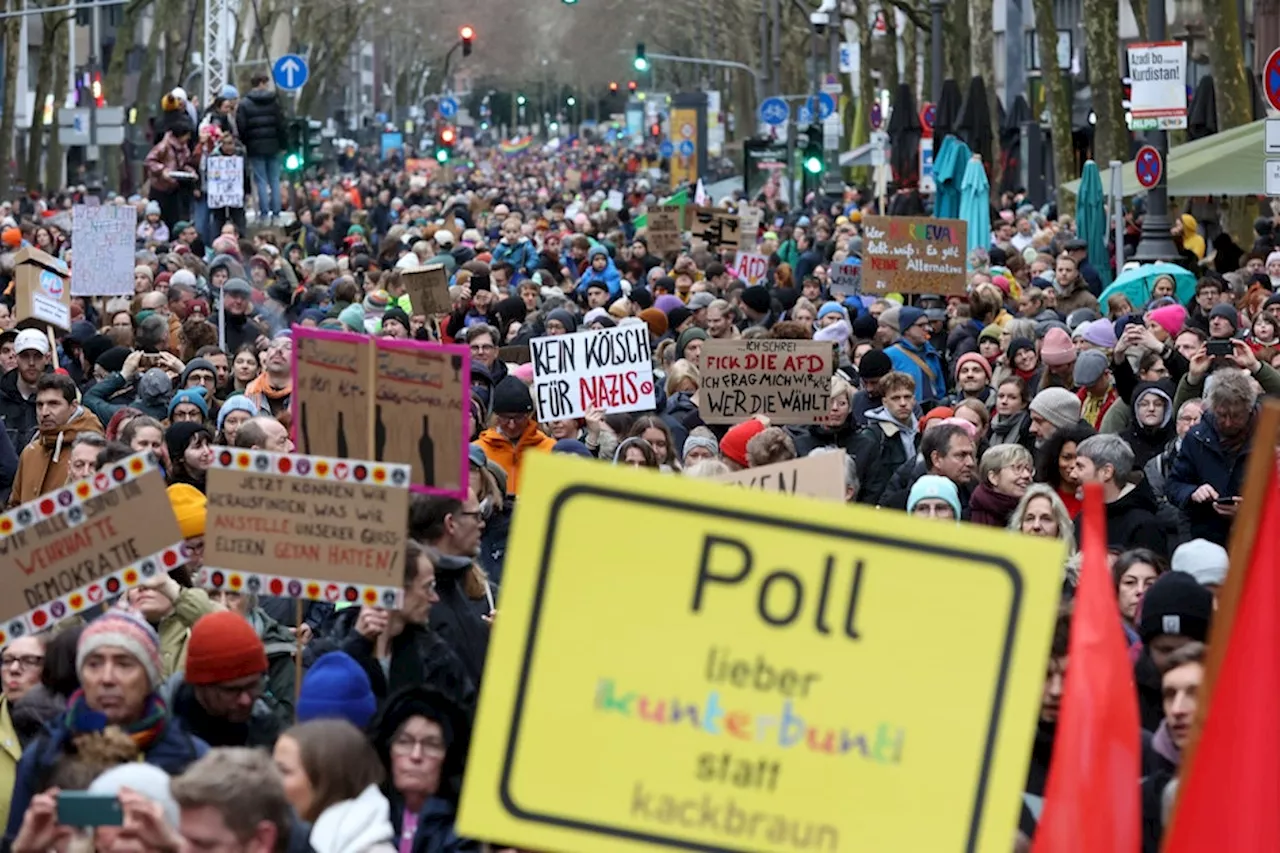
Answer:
[
  {"left": 634, "top": 57, "right": 648, "bottom": 71},
  {"left": 435, "top": 149, "right": 449, "bottom": 163},
  {"left": 285, "top": 152, "right": 302, "bottom": 170},
  {"left": 803, "top": 155, "right": 823, "bottom": 174}
]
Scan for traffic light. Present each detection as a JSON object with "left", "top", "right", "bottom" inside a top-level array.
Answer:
[
  {"left": 284, "top": 118, "right": 305, "bottom": 173},
  {"left": 802, "top": 123, "right": 824, "bottom": 188},
  {"left": 628, "top": 80, "right": 637, "bottom": 92},
  {"left": 634, "top": 42, "right": 648, "bottom": 71},
  {"left": 609, "top": 81, "right": 619, "bottom": 93},
  {"left": 650, "top": 122, "right": 661, "bottom": 138},
  {"left": 460, "top": 25, "right": 474, "bottom": 56},
  {"left": 436, "top": 125, "right": 456, "bottom": 163},
  {"left": 305, "top": 119, "right": 323, "bottom": 167}
]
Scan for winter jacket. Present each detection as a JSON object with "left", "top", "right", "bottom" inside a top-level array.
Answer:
[
  {"left": 0, "top": 413, "right": 17, "bottom": 506},
  {"left": 576, "top": 257, "right": 624, "bottom": 298},
  {"left": 989, "top": 410, "right": 1035, "bottom": 452},
  {"left": 489, "top": 239, "right": 540, "bottom": 276},
  {"left": 886, "top": 339, "right": 947, "bottom": 403},
  {"left": 1119, "top": 381, "right": 1176, "bottom": 469},
  {"left": 147, "top": 581, "right": 220, "bottom": 679},
  {"left": 426, "top": 550, "right": 494, "bottom": 689},
  {"left": 850, "top": 389, "right": 881, "bottom": 427},
  {"left": 0, "top": 368, "right": 39, "bottom": 451},
  {"left": 789, "top": 415, "right": 860, "bottom": 458},
  {"left": 1164, "top": 411, "right": 1250, "bottom": 546},
  {"left": 7, "top": 406, "right": 104, "bottom": 508},
  {"left": 1076, "top": 478, "right": 1169, "bottom": 556},
  {"left": 968, "top": 483, "right": 1021, "bottom": 527},
  {"left": 4, "top": 710, "right": 208, "bottom": 845},
  {"left": 83, "top": 372, "right": 169, "bottom": 425},
  {"left": 391, "top": 797, "right": 480, "bottom": 853},
  {"left": 161, "top": 673, "right": 283, "bottom": 749},
  {"left": 144, "top": 133, "right": 195, "bottom": 193},
  {"left": 310, "top": 784, "right": 398, "bottom": 853},
  {"left": 661, "top": 391, "right": 706, "bottom": 452},
  {"left": 1054, "top": 280, "right": 1100, "bottom": 316},
  {"left": 475, "top": 421, "right": 555, "bottom": 496},
  {"left": 235, "top": 88, "right": 288, "bottom": 158},
  {"left": 333, "top": 608, "right": 476, "bottom": 713},
  {"left": 849, "top": 407, "right": 917, "bottom": 505}
]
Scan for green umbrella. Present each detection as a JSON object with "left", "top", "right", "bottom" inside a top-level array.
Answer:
[
  {"left": 633, "top": 188, "right": 689, "bottom": 229},
  {"left": 1076, "top": 161, "right": 1112, "bottom": 288}
]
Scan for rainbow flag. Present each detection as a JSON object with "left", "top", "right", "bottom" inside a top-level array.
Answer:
[{"left": 499, "top": 135, "right": 535, "bottom": 155}]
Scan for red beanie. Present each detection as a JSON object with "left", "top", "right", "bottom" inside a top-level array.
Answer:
[
  {"left": 185, "top": 611, "right": 268, "bottom": 685},
  {"left": 719, "top": 419, "right": 767, "bottom": 468}
]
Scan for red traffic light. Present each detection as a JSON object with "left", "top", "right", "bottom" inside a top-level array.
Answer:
[
  {"left": 650, "top": 123, "right": 661, "bottom": 137},
  {"left": 459, "top": 25, "right": 475, "bottom": 40},
  {"left": 440, "top": 126, "right": 456, "bottom": 144},
  {"left": 628, "top": 80, "right": 637, "bottom": 92},
  {"left": 609, "top": 81, "right": 619, "bottom": 93}
]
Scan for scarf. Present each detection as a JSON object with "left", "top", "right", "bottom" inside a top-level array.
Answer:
[
  {"left": 65, "top": 689, "right": 169, "bottom": 752},
  {"left": 245, "top": 372, "right": 291, "bottom": 400},
  {"left": 1014, "top": 365, "right": 1039, "bottom": 382}
]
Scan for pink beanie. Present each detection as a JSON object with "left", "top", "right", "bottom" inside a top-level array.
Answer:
[
  {"left": 1148, "top": 304, "right": 1187, "bottom": 339},
  {"left": 955, "top": 351, "right": 993, "bottom": 381},
  {"left": 1040, "top": 327, "right": 1077, "bottom": 367}
]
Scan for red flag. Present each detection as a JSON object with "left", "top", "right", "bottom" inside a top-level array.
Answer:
[
  {"left": 1031, "top": 482, "right": 1141, "bottom": 853},
  {"left": 1163, "top": 465, "right": 1280, "bottom": 851}
]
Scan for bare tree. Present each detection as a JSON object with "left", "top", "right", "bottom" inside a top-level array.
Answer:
[
  {"left": 1084, "top": 0, "right": 1125, "bottom": 167},
  {"left": 1033, "top": 0, "right": 1076, "bottom": 208}
]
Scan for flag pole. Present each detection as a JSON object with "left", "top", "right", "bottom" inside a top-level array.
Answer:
[{"left": 1172, "top": 399, "right": 1280, "bottom": 799}]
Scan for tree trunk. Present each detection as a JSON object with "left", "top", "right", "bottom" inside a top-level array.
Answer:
[
  {"left": 25, "top": 13, "right": 69, "bottom": 192},
  {"left": 944, "top": 0, "right": 970, "bottom": 87},
  {"left": 0, "top": 1, "right": 21, "bottom": 201},
  {"left": 1032, "top": 0, "right": 1076, "bottom": 211},
  {"left": 1127, "top": 0, "right": 1147, "bottom": 40},
  {"left": 1205, "top": 0, "right": 1255, "bottom": 244},
  {"left": 903, "top": 15, "right": 918, "bottom": 104},
  {"left": 1084, "top": 0, "right": 1125, "bottom": 166},
  {"left": 136, "top": 0, "right": 168, "bottom": 143},
  {"left": 44, "top": 16, "right": 67, "bottom": 193},
  {"left": 971, "top": 0, "right": 1000, "bottom": 185},
  {"left": 882, "top": 8, "right": 901, "bottom": 97}
]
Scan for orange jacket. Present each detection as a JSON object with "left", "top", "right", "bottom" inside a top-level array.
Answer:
[{"left": 475, "top": 421, "right": 554, "bottom": 496}]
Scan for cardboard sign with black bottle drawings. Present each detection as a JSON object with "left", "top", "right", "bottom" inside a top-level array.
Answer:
[{"left": 291, "top": 326, "right": 471, "bottom": 498}]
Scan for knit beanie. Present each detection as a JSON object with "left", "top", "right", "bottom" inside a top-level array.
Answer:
[
  {"left": 851, "top": 312, "right": 879, "bottom": 341},
  {"left": 339, "top": 303, "right": 367, "bottom": 333},
  {"left": 639, "top": 308, "right": 669, "bottom": 338},
  {"left": 1148, "top": 304, "right": 1188, "bottom": 338},
  {"left": 184, "top": 611, "right": 269, "bottom": 686},
  {"left": 490, "top": 376, "right": 533, "bottom": 416},
  {"left": 676, "top": 327, "right": 708, "bottom": 360},
  {"left": 719, "top": 418, "right": 767, "bottom": 468},
  {"left": 740, "top": 286, "right": 771, "bottom": 315},
  {"left": 858, "top": 349, "right": 893, "bottom": 384},
  {"left": 168, "top": 387, "right": 209, "bottom": 419},
  {"left": 1209, "top": 302, "right": 1239, "bottom": 331},
  {"left": 817, "top": 302, "right": 846, "bottom": 323},
  {"left": 906, "top": 474, "right": 962, "bottom": 520},
  {"left": 167, "top": 484, "right": 207, "bottom": 539},
  {"left": 363, "top": 289, "right": 391, "bottom": 313},
  {"left": 667, "top": 306, "right": 694, "bottom": 332},
  {"left": 165, "top": 422, "right": 212, "bottom": 464},
  {"left": 1039, "top": 327, "right": 1077, "bottom": 366},
  {"left": 381, "top": 306, "right": 411, "bottom": 332},
  {"left": 1138, "top": 571, "right": 1213, "bottom": 644},
  {"left": 296, "top": 651, "right": 377, "bottom": 728},
  {"left": 1029, "top": 387, "right": 1082, "bottom": 430},
  {"left": 216, "top": 394, "right": 259, "bottom": 434},
  {"left": 897, "top": 306, "right": 925, "bottom": 331},
  {"left": 136, "top": 368, "right": 172, "bottom": 406},
  {"left": 77, "top": 611, "right": 163, "bottom": 691},
  {"left": 978, "top": 324, "right": 1003, "bottom": 343},
  {"left": 878, "top": 306, "right": 903, "bottom": 333},
  {"left": 955, "top": 351, "right": 993, "bottom": 382},
  {"left": 1170, "top": 538, "right": 1229, "bottom": 587},
  {"left": 682, "top": 434, "right": 720, "bottom": 464},
  {"left": 1073, "top": 349, "right": 1110, "bottom": 387},
  {"left": 1080, "top": 319, "right": 1118, "bottom": 349}
]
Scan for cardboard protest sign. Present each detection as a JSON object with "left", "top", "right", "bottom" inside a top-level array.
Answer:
[
  {"left": 292, "top": 327, "right": 470, "bottom": 498},
  {"left": 731, "top": 251, "right": 769, "bottom": 286},
  {"left": 860, "top": 216, "right": 968, "bottom": 295},
  {"left": 689, "top": 206, "right": 741, "bottom": 250},
  {"left": 713, "top": 452, "right": 846, "bottom": 501},
  {"left": 829, "top": 259, "right": 862, "bottom": 299},
  {"left": 457, "top": 453, "right": 1066, "bottom": 853},
  {"left": 401, "top": 265, "right": 451, "bottom": 316},
  {"left": 645, "top": 205, "right": 684, "bottom": 257},
  {"left": 497, "top": 345, "right": 531, "bottom": 365},
  {"left": 205, "top": 155, "right": 245, "bottom": 209},
  {"left": 13, "top": 246, "right": 71, "bottom": 331},
  {"left": 565, "top": 168, "right": 582, "bottom": 191},
  {"left": 70, "top": 205, "right": 136, "bottom": 296},
  {"left": 374, "top": 337, "right": 470, "bottom": 497},
  {"left": 699, "top": 338, "right": 834, "bottom": 424},
  {"left": 0, "top": 453, "right": 185, "bottom": 639},
  {"left": 202, "top": 449, "right": 409, "bottom": 609},
  {"left": 737, "top": 206, "right": 761, "bottom": 245},
  {"left": 531, "top": 325, "right": 655, "bottom": 422}
]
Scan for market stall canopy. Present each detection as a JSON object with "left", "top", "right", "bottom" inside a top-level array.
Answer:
[{"left": 1061, "top": 120, "right": 1266, "bottom": 197}]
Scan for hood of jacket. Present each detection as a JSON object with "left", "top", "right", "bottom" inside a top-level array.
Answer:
[
  {"left": 1130, "top": 379, "right": 1175, "bottom": 431},
  {"left": 37, "top": 406, "right": 103, "bottom": 459},
  {"left": 246, "top": 88, "right": 278, "bottom": 107},
  {"left": 0, "top": 368, "right": 29, "bottom": 406},
  {"left": 864, "top": 405, "right": 918, "bottom": 438},
  {"left": 1109, "top": 475, "right": 1160, "bottom": 517},
  {"left": 310, "top": 784, "right": 396, "bottom": 853}
]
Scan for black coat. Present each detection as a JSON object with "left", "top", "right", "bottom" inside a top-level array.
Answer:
[
  {"left": 0, "top": 368, "right": 37, "bottom": 452},
  {"left": 849, "top": 413, "right": 914, "bottom": 506},
  {"left": 1075, "top": 478, "right": 1169, "bottom": 557},
  {"left": 235, "top": 89, "right": 287, "bottom": 158},
  {"left": 427, "top": 554, "right": 494, "bottom": 690}
]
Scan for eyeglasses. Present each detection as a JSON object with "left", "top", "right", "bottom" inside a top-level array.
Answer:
[
  {"left": 1, "top": 654, "right": 43, "bottom": 670},
  {"left": 206, "top": 676, "right": 265, "bottom": 701},
  {"left": 391, "top": 734, "right": 447, "bottom": 757},
  {"left": 469, "top": 343, "right": 496, "bottom": 353},
  {"left": 454, "top": 510, "right": 484, "bottom": 522}
]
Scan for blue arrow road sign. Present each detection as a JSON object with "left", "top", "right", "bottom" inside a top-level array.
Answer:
[
  {"left": 679, "top": 140, "right": 695, "bottom": 157},
  {"left": 758, "top": 97, "right": 789, "bottom": 126},
  {"left": 659, "top": 141, "right": 674, "bottom": 157},
  {"left": 439, "top": 97, "right": 459, "bottom": 119},
  {"left": 272, "top": 54, "right": 308, "bottom": 91},
  {"left": 805, "top": 92, "right": 836, "bottom": 120}
]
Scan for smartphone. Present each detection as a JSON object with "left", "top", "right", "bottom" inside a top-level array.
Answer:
[
  {"left": 1213, "top": 496, "right": 1240, "bottom": 505},
  {"left": 1206, "top": 340, "right": 1233, "bottom": 357},
  {"left": 57, "top": 792, "right": 123, "bottom": 827}
]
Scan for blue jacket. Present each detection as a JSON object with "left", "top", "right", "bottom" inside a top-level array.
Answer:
[
  {"left": 5, "top": 712, "right": 208, "bottom": 844},
  {"left": 489, "top": 239, "right": 539, "bottom": 276},
  {"left": 886, "top": 339, "right": 947, "bottom": 403},
  {"left": 1164, "top": 411, "right": 1249, "bottom": 546},
  {"left": 391, "top": 796, "right": 480, "bottom": 853},
  {"left": 576, "top": 254, "right": 623, "bottom": 298}
]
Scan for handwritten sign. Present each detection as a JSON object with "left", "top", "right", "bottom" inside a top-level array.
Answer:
[
  {"left": 401, "top": 265, "right": 451, "bottom": 316},
  {"left": 202, "top": 449, "right": 409, "bottom": 608},
  {"left": 690, "top": 207, "right": 741, "bottom": 251},
  {"left": 457, "top": 453, "right": 1066, "bottom": 853},
  {"left": 737, "top": 207, "right": 761, "bottom": 245},
  {"left": 14, "top": 246, "right": 71, "bottom": 330},
  {"left": 292, "top": 327, "right": 470, "bottom": 498},
  {"left": 646, "top": 205, "right": 684, "bottom": 257},
  {"left": 860, "top": 216, "right": 968, "bottom": 295},
  {"left": 70, "top": 205, "right": 136, "bottom": 296},
  {"left": 205, "top": 155, "right": 244, "bottom": 209},
  {"left": 699, "top": 338, "right": 834, "bottom": 424},
  {"left": 829, "top": 259, "right": 862, "bottom": 299},
  {"left": 531, "top": 325, "right": 655, "bottom": 422},
  {"left": 731, "top": 251, "right": 769, "bottom": 286},
  {"left": 565, "top": 168, "right": 582, "bottom": 191},
  {"left": 713, "top": 453, "right": 846, "bottom": 501},
  {"left": 0, "top": 453, "right": 185, "bottom": 639}
]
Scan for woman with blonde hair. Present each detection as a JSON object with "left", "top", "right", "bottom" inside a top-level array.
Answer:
[{"left": 1008, "top": 483, "right": 1077, "bottom": 555}]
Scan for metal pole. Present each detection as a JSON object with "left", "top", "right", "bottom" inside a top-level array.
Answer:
[
  {"left": 1110, "top": 160, "right": 1124, "bottom": 265},
  {"left": 88, "top": 0, "right": 100, "bottom": 189},
  {"left": 1131, "top": 0, "right": 1178, "bottom": 261},
  {"left": 0, "top": 0, "right": 123, "bottom": 19},
  {"left": 929, "top": 0, "right": 945, "bottom": 104},
  {"left": 770, "top": 0, "right": 782, "bottom": 97}
]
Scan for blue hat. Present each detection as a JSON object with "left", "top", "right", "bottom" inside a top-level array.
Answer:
[
  {"left": 220, "top": 84, "right": 239, "bottom": 99},
  {"left": 167, "top": 387, "right": 209, "bottom": 418},
  {"left": 552, "top": 439, "right": 593, "bottom": 457},
  {"left": 906, "top": 475, "right": 962, "bottom": 520},
  {"left": 898, "top": 306, "right": 926, "bottom": 331},
  {"left": 468, "top": 443, "right": 488, "bottom": 468},
  {"left": 296, "top": 652, "right": 377, "bottom": 729},
  {"left": 817, "top": 302, "right": 845, "bottom": 321},
  {"left": 216, "top": 394, "right": 258, "bottom": 433}
]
